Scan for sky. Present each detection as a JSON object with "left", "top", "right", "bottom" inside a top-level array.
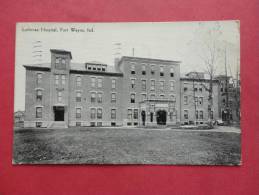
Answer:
[{"left": 15, "top": 21, "right": 240, "bottom": 111}]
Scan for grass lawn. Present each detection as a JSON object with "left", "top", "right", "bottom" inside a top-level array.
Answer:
[{"left": 13, "top": 127, "right": 241, "bottom": 165}]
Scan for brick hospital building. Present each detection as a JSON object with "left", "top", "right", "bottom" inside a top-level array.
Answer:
[{"left": 23, "top": 49, "right": 221, "bottom": 128}]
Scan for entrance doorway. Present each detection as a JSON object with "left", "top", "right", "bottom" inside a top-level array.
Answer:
[
  {"left": 54, "top": 106, "right": 65, "bottom": 121},
  {"left": 156, "top": 110, "right": 167, "bottom": 125}
]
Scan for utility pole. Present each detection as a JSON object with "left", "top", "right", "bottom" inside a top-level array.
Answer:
[
  {"left": 192, "top": 79, "right": 197, "bottom": 125},
  {"left": 32, "top": 41, "right": 43, "bottom": 63},
  {"left": 224, "top": 47, "right": 230, "bottom": 125}
]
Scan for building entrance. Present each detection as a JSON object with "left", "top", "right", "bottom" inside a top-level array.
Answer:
[
  {"left": 54, "top": 106, "right": 65, "bottom": 121},
  {"left": 156, "top": 110, "right": 167, "bottom": 125}
]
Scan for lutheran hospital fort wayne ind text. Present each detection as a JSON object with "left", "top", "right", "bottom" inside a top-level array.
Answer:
[{"left": 23, "top": 49, "right": 234, "bottom": 128}]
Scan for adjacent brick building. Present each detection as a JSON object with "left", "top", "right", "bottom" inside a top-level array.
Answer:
[{"left": 23, "top": 49, "right": 222, "bottom": 128}]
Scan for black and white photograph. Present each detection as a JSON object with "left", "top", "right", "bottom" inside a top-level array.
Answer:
[{"left": 13, "top": 21, "right": 240, "bottom": 165}]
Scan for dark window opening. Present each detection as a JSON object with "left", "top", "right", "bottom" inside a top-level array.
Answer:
[
  {"left": 160, "top": 72, "right": 164, "bottom": 76},
  {"left": 111, "top": 122, "right": 116, "bottom": 126},
  {"left": 156, "top": 110, "right": 167, "bottom": 125},
  {"left": 170, "top": 73, "right": 174, "bottom": 77},
  {"left": 54, "top": 106, "right": 64, "bottom": 121},
  {"left": 36, "top": 122, "right": 42, "bottom": 128},
  {"left": 142, "top": 71, "right": 146, "bottom": 75},
  {"left": 150, "top": 112, "right": 154, "bottom": 122},
  {"left": 131, "top": 70, "right": 135, "bottom": 75},
  {"left": 127, "top": 122, "right": 132, "bottom": 126}
]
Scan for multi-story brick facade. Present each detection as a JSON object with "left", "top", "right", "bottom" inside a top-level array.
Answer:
[
  {"left": 180, "top": 72, "right": 220, "bottom": 125},
  {"left": 23, "top": 49, "right": 221, "bottom": 128}
]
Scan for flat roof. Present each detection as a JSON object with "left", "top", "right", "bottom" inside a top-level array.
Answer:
[
  {"left": 50, "top": 49, "right": 72, "bottom": 59},
  {"left": 119, "top": 56, "right": 181, "bottom": 64}
]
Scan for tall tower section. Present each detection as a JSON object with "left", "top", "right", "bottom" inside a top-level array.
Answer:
[{"left": 50, "top": 49, "right": 72, "bottom": 127}]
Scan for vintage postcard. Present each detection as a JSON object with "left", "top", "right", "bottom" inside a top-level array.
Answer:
[{"left": 13, "top": 21, "right": 240, "bottom": 165}]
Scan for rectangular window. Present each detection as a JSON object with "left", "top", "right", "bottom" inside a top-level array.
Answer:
[
  {"left": 36, "top": 107, "right": 42, "bottom": 118},
  {"left": 150, "top": 94, "right": 155, "bottom": 100},
  {"left": 131, "top": 64, "right": 135, "bottom": 74},
  {"left": 141, "top": 94, "right": 147, "bottom": 101},
  {"left": 55, "top": 58, "right": 60, "bottom": 64},
  {"left": 127, "top": 109, "right": 132, "bottom": 119},
  {"left": 133, "top": 109, "right": 138, "bottom": 119},
  {"left": 111, "top": 122, "right": 116, "bottom": 126},
  {"left": 76, "top": 91, "right": 82, "bottom": 102},
  {"left": 183, "top": 83, "right": 188, "bottom": 92},
  {"left": 141, "top": 80, "right": 146, "bottom": 91},
  {"left": 36, "top": 90, "right": 42, "bottom": 101},
  {"left": 91, "top": 77, "right": 96, "bottom": 87},
  {"left": 97, "top": 108, "right": 102, "bottom": 119},
  {"left": 91, "top": 92, "right": 96, "bottom": 103},
  {"left": 111, "top": 79, "right": 116, "bottom": 89},
  {"left": 151, "top": 65, "right": 155, "bottom": 75},
  {"left": 97, "top": 122, "right": 102, "bottom": 126},
  {"left": 130, "top": 93, "right": 135, "bottom": 103},
  {"left": 195, "top": 110, "right": 199, "bottom": 119},
  {"left": 142, "top": 65, "right": 146, "bottom": 75},
  {"left": 199, "top": 110, "right": 204, "bottom": 119},
  {"left": 159, "top": 81, "right": 165, "bottom": 90},
  {"left": 61, "top": 75, "right": 66, "bottom": 85},
  {"left": 111, "top": 93, "right": 116, "bottom": 103},
  {"left": 184, "top": 96, "right": 188, "bottom": 105},
  {"left": 36, "top": 122, "right": 42, "bottom": 128},
  {"left": 131, "top": 79, "right": 135, "bottom": 89},
  {"left": 170, "top": 81, "right": 175, "bottom": 91},
  {"left": 150, "top": 80, "right": 155, "bottom": 91},
  {"left": 55, "top": 75, "right": 59, "bottom": 85},
  {"left": 199, "top": 85, "right": 203, "bottom": 92},
  {"left": 90, "top": 108, "right": 96, "bottom": 119},
  {"left": 97, "top": 93, "right": 102, "bottom": 103},
  {"left": 199, "top": 97, "right": 203, "bottom": 105},
  {"left": 57, "top": 91, "right": 62, "bottom": 102},
  {"left": 37, "top": 73, "right": 42, "bottom": 84},
  {"left": 61, "top": 58, "right": 66, "bottom": 65},
  {"left": 76, "top": 108, "right": 81, "bottom": 118},
  {"left": 184, "top": 110, "right": 188, "bottom": 120},
  {"left": 111, "top": 109, "right": 116, "bottom": 119},
  {"left": 160, "top": 66, "right": 164, "bottom": 76},
  {"left": 195, "top": 97, "right": 198, "bottom": 106},
  {"left": 97, "top": 78, "right": 102, "bottom": 88},
  {"left": 170, "top": 67, "right": 174, "bottom": 77},
  {"left": 76, "top": 76, "right": 82, "bottom": 87}
]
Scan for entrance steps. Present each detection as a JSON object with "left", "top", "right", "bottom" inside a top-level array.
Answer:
[{"left": 50, "top": 121, "right": 67, "bottom": 129}]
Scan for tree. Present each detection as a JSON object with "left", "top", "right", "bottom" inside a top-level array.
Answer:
[{"left": 190, "top": 22, "right": 224, "bottom": 127}]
